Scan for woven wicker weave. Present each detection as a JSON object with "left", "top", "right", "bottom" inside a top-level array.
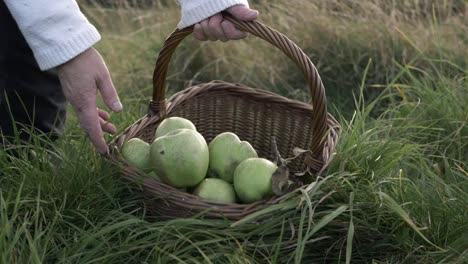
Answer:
[{"left": 107, "top": 14, "right": 340, "bottom": 220}]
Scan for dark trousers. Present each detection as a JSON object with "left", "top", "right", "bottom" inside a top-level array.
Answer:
[{"left": 1, "top": 1, "right": 67, "bottom": 144}]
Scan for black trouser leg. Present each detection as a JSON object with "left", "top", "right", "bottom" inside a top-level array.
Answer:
[{"left": 0, "top": 1, "right": 67, "bottom": 144}]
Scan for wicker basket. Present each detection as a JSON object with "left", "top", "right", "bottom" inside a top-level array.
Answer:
[{"left": 107, "top": 15, "right": 340, "bottom": 220}]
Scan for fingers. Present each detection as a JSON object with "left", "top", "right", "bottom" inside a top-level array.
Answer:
[
  {"left": 226, "top": 5, "right": 259, "bottom": 21},
  {"left": 77, "top": 106, "right": 109, "bottom": 154},
  {"left": 208, "top": 14, "right": 227, "bottom": 42},
  {"left": 193, "top": 24, "right": 207, "bottom": 41},
  {"left": 77, "top": 106, "right": 117, "bottom": 154},
  {"left": 96, "top": 66, "right": 122, "bottom": 113},
  {"left": 195, "top": 5, "right": 258, "bottom": 42},
  {"left": 199, "top": 19, "right": 216, "bottom": 41},
  {"left": 100, "top": 117, "right": 117, "bottom": 134},
  {"left": 196, "top": 14, "right": 239, "bottom": 41},
  {"left": 98, "top": 108, "right": 110, "bottom": 121},
  {"left": 98, "top": 108, "right": 116, "bottom": 134},
  {"left": 221, "top": 20, "right": 247, "bottom": 40}
]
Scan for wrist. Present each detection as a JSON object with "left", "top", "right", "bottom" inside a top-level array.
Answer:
[{"left": 57, "top": 47, "right": 96, "bottom": 72}]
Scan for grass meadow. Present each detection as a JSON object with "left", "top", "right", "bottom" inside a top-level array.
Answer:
[{"left": 1, "top": 0, "right": 467, "bottom": 263}]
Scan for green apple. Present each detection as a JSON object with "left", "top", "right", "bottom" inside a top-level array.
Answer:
[
  {"left": 121, "top": 138, "right": 152, "bottom": 172},
  {"left": 155, "top": 117, "right": 196, "bottom": 138},
  {"left": 208, "top": 132, "right": 258, "bottom": 183},
  {"left": 150, "top": 129, "right": 209, "bottom": 188},
  {"left": 233, "top": 158, "right": 277, "bottom": 203},
  {"left": 148, "top": 172, "right": 187, "bottom": 192},
  {"left": 193, "top": 178, "right": 236, "bottom": 203}
]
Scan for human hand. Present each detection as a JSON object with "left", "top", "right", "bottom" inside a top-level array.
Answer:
[
  {"left": 194, "top": 5, "right": 259, "bottom": 42},
  {"left": 57, "top": 48, "right": 121, "bottom": 154}
]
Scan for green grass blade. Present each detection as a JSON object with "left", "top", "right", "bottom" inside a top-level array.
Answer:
[
  {"left": 346, "top": 192, "right": 355, "bottom": 264},
  {"left": 378, "top": 192, "right": 446, "bottom": 251}
]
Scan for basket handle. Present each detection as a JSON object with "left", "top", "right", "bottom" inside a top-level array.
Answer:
[{"left": 151, "top": 13, "right": 329, "bottom": 161}]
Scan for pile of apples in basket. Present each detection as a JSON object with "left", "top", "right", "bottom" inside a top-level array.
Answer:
[{"left": 121, "top": 117, "right": 281, "bottom": 204}]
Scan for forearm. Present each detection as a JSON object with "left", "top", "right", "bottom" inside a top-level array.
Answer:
[{"left": 3, "top": 0, "right": 100, "bottom": 71}]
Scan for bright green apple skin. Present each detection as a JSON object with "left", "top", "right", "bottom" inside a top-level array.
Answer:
[
  {"left": 155, "top": 117, "right": 196, "bottom": 138},
  {"left": 208, "top": 132, "right": 258, "bottom": 183},
  {"left": 150, "top": 129, "right": 209, "bottom": 188},
  {"left": 193, "top": 178, "right": 237, "bottom": 203},
  {"left": 121, "top": 138, "right": 152, "bottom": 172},
  {"left": 233, "top": 158, "right": 277, "bottom": 203}
]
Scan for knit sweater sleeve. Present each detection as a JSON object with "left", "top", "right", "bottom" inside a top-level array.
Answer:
[
  {"left": 177, "top": 0, "right": 250, "bottom": 29},
  {"left": 3, "top": 0, "right": 101, "bottom": 71},
  {"left": 4, "top": 0, "right": 250, "bottom": 71}
]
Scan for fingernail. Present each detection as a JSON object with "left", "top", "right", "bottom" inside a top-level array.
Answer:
[
  {"left": 99, "top": 146, "right": 110, "bottom": 155},
  {"left": 112, "top": 101, "right": 123, "bottom": 112},
  {"left": 248, "top": 9, "right": 259, "bottom": 18}
]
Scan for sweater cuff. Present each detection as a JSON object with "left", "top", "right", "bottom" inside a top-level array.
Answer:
[
  {"left": 178, "top": 0, "right": 249, "bottom": 29},
  {"left": 34, "top": 26, "right": 101, "bottom": 71}
]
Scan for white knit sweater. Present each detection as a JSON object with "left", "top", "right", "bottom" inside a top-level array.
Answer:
[{"left": 4, "top": 0, "right": 249, "bottom": 71}]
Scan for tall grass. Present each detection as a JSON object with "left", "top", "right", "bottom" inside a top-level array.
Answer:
[
  {"left": 81, "top": 0, "right": 467, "bottom": 116},
  {"left": 1, "top": 0, "right": 467, "bottom": 263}
]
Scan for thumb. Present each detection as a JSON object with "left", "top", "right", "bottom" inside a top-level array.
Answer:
[
  {"left": 96, "top": 69, "right": 122, "bottom": 113},
  {"left": 226, "top": 5, "right": 259, "bottom": 21}
]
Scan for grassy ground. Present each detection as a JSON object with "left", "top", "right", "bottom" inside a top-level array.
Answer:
[{"left": 1, "top": 0, "right": 467, "bottom": 263}]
